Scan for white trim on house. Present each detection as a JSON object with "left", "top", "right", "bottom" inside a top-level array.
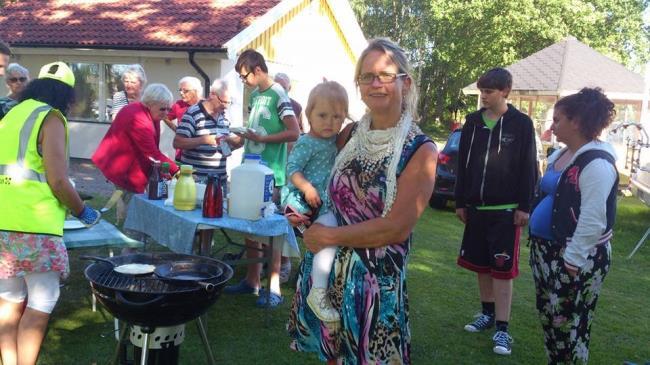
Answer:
[
  {"left": 325, "top": 0, "right": 366, "bottom": 59},
  {"left": 224, "top": 0, "right": 366, "bottom": 60},
  {"left": 223, "top": 0, "right": 304, "bottom": 60}
]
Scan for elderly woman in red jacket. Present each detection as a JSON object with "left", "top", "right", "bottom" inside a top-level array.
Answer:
[{"left": 92, "top": 83, "right": 179, "bottom": 223}]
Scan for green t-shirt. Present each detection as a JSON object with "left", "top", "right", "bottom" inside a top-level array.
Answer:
[
  {"left": 482, "top": 114, "right": 498, "bottom": 130},
  {"left": 244, "top": 83, "right": 295, "bottom": 186}
]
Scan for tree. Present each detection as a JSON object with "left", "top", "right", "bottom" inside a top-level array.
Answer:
[{"left": 350, "top": 0, "right": 650, "bottom": 126}]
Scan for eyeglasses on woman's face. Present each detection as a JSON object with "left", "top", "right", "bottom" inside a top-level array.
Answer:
[
  {"left": 159, "top": 106, "right": 171, "bottom": 112},
  {"left": 8, "top": 76, "right": 27, "bottom": 83},
  {"left": 179, "top": 88, "right": 194, "bottom": 94},
  {"left": 357, "top": 72, "right": 407, "bottom": 85}
]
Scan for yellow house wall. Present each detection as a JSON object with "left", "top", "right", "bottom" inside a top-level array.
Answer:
[{"left": 243, "top": 0, "right": 365, "bottom": 122}]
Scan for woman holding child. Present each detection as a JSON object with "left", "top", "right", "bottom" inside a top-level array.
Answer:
[{"left": 288, "top": 38, "right": 438, "bottom": 364}]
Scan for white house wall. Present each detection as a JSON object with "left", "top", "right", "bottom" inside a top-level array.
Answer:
[
  {"left": 239, "top": 0, "right": 365, "bottom": 122},
  {"left": 7, "top": 48, "right": 224, "bottom": 159}
]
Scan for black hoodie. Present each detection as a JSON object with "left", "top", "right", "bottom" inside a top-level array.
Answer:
[{"left": 454, "top": 104, "right": 536, "bottom": 212}]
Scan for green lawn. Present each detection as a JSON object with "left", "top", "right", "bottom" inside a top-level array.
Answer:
[{"left": 38, "top": 197, "right": 650, "bottom": 364}]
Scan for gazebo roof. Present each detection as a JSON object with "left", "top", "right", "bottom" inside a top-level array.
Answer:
[{"left": 463, "top": 36, "right": 645, "bottom": 98}]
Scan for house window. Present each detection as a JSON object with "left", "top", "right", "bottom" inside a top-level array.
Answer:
[
  {"left": 65, "top": 62, "right": 131, "bottom": 123},
  {"left": 68, "top": 63, "right": 100, "bottom": 121},
  {"left": 105, "top": 64, "right": 132, "bottom": 121}
]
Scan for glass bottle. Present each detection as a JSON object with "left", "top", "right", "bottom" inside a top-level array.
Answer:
[
  {"left": 202, "top": 174, "right": 223, "bottom": 218},
  {"left": 160, "top": 162, "right": 172, "bottom": 199},
  {"left": 173, "top": 165, "right": 196, "bottom": 210},
  {"left": 147, "top": 161, "right": 161, "bottom": 200}
]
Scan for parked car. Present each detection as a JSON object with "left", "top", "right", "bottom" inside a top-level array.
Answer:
[{"left": 430, "top": 129, "right": 461, "bottom": 209}]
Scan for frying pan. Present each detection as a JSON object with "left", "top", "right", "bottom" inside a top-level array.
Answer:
[
  {"left": 80, "top": 255, "right": 155, "bottom": 276},
  {"left": 153, "top": 261, "right": 223, "bottom": 292}
]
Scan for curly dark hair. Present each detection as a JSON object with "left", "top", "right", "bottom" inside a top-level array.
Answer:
[
  {"left": 555, "top": 87, "right": 616, "bottom": 140},
  {"left": 18, "top": 78, "right": 75, "bottom": 115}
]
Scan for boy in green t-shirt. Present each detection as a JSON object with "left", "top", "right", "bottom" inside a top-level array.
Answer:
[{"left": 225, "top": 49, "right": 300, "bottom": 307}]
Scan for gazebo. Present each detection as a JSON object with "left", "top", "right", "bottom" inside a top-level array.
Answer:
[{"left": 462, "top": 36, "right": 647, "bottom": 135}]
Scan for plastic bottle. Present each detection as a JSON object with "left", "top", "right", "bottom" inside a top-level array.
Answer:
[
  {"left": 229, "top": 154, "right": 274, "bottom": 220},
  {"left": 147, "top": 161, "right": 161, "bottom": 200},
  {"left": 173, "top": 165, "right": 196, "bottom": 210},
  {"left": 202, "top": 174, "right": 223, "bottom": 218},
  {"left": 160, "top": 162, "right": 172, "bottom": 199}
]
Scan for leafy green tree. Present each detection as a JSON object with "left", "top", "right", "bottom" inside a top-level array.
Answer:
[{"left": 350, "top": 0, "right": 650, "bottom": 127}]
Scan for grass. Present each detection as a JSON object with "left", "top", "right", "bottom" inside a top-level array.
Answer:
[{"left": 37, "top": 196, "right": 650, "bottom": 364}]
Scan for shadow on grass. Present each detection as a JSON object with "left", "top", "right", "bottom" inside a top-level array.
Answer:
[{"left": 38, "top": 197, "right": 650, "bottom": 364}]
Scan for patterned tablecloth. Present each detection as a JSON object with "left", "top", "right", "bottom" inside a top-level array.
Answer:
[
  {"left": 124, "top": 194, "right": 300, "bottom": 257},
  {"left": 63, "top": 219, "right": 142, "bottom": 249}
]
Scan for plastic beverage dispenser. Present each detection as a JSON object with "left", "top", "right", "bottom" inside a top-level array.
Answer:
[
  {"left": 229, "top": 154, "right": 274, "bottom": 220},
  {"left": 173, "top": 165, "right": 196, "bottom": 211}
]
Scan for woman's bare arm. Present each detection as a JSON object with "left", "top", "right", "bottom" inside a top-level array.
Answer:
[{"left": 303, "top": 142, "right": 437, "bottom": 251}]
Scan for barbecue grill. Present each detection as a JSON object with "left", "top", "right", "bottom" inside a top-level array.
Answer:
[{"left": 84, "top": 252, "right": 232, "bottom": 365}]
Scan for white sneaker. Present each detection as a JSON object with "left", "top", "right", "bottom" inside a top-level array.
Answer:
[{"left": 306, "top": 288, "right": 340, "bottom": 324}]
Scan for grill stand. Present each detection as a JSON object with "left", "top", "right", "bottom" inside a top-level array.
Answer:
[{"left": 112, "top": 318, "right": 215, "bottom": 365}]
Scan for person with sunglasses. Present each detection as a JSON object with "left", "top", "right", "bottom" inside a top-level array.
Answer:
[
  {"left": 0, "top": 63, "right": 29, "bottom": 120},
  {"left": 93, "top": 84, "right": 179, "bottom": 225},
  {"left": 173, "top": 78, "right": 241, "bottom": 183}
]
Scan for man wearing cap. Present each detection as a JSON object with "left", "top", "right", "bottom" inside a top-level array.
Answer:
[
  {"left": 0, "top": 61, "right": 100, "bottom": 365},
  {"left": 0, "top": 39, "right": 10, "bottom": 77}
]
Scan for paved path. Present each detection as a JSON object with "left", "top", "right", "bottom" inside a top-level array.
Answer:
[{"left": 69, "top": 158, "right": 113, "bottom": 198}]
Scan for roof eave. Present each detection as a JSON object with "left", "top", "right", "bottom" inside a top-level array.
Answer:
[{"left": 10, "top": 42, "right": 227, "bottom": 53}]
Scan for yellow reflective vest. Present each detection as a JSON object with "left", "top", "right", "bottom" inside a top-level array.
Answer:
[{"left": 0, "top": 99, "right": 68, "bottom": 236}]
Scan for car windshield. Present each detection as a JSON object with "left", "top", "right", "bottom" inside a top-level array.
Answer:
[{"left": 446, "top": 131, "right": 461, "bottom": 150}]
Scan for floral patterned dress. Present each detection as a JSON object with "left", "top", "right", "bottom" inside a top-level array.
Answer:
[{"left": 288, "top": 123, "right": 432, "bottom": 365}]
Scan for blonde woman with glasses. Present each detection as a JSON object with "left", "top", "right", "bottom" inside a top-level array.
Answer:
[{"left": 288, "top": 38, "right": 437, "bottom": 365}]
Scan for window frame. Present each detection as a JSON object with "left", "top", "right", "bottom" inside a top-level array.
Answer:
[{"left": 60, "top": 59, "right": 132, "bottom": 124}]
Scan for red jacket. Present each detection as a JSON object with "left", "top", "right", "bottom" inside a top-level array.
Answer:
[{"left": 92, "top": 102, "right": 179, "bottom": 193}]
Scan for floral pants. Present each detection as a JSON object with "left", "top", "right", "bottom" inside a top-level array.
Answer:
[{"left": 529, "top": 237, "right": 611, "bottom": 365}]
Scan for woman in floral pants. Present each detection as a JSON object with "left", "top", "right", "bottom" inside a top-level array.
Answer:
[{"left": 528, "top": 87, "right": 618, "bottom": 364}]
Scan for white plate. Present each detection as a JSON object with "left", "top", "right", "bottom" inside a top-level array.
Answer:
[
  {"left": 114, "top": 263, "right": 156, "bottom": 275},
  {"left": 63, "top": 219, "right": 86, "bottom": 230}
]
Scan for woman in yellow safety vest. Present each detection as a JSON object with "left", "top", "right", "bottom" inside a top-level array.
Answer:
[{"left": 0, "top": 62, "right": 100, "bottom": 365}]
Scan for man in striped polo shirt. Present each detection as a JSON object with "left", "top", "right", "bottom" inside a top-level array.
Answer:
[{"left": 173, "top": 79, "right": 241, "bottom": 181}]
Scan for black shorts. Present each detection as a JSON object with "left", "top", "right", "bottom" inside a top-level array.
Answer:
[{"left": 457, "top": 208, "right": 521, "bottom": 279}]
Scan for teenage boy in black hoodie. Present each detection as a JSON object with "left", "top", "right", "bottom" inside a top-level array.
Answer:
[{"left": 455, "top": 68, "right": 536, "bottom": 356}]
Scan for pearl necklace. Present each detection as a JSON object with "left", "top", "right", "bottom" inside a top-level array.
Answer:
[{"left": 332, "top": 113, "right": 413, "bottom": 217}]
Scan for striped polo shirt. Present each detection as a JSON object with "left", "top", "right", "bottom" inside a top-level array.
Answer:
[{"left": 176, "top": 102, "right": 230, "bottom": 178}]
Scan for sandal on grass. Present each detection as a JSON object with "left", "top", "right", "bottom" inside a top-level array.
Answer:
[{"left": 256, "top": 288, "right": 284, "bottom": 308}]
